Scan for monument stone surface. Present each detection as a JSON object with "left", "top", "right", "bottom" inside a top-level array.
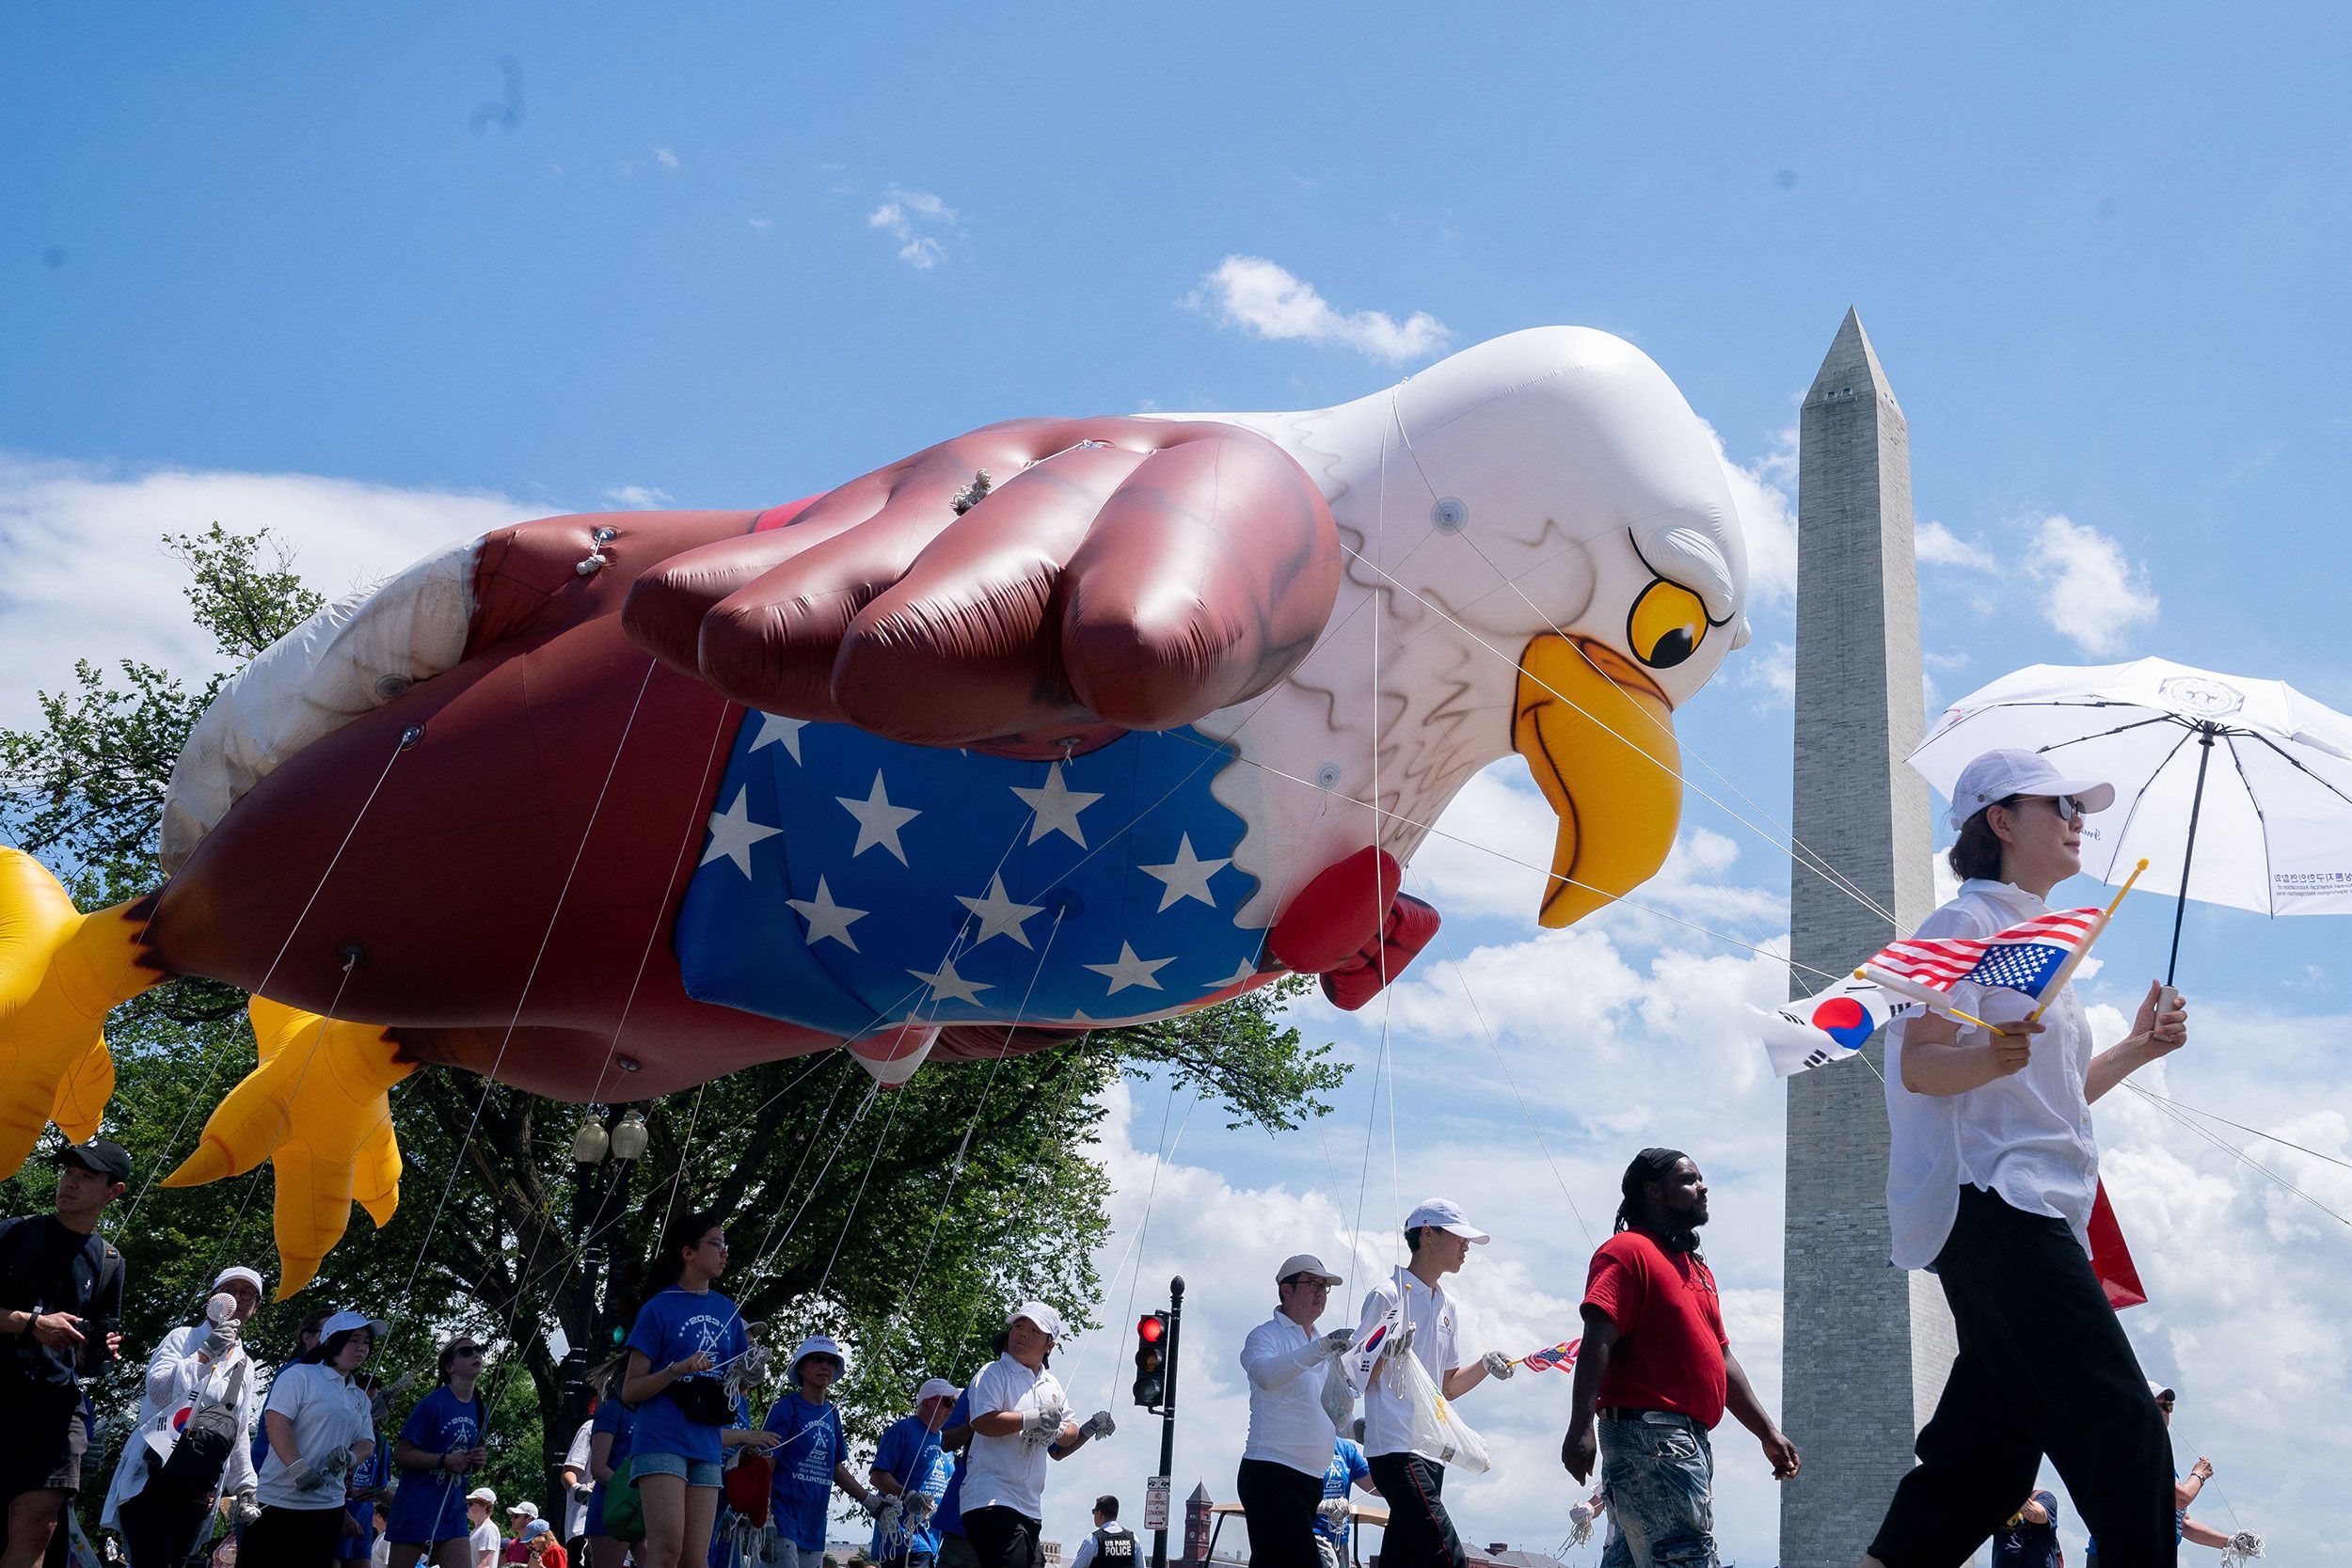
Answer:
[{"left": 1779, "top": 309, "right": 1956, "bottom": 1563}]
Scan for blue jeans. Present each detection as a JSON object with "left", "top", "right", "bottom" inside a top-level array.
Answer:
[
  {"left": 630, "top": 1450, "right": 723, "bottom": 1487},
  {"left": 1598, "top": 1413, "right": 1718, "bottom": 1568}
]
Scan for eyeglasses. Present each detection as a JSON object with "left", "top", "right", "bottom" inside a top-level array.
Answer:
[
  {"left": 453, "top": 1345, "right": 484, "bottom": 1357},
  {"left": 2156, "top": 1398, "right": 2175, "bottom": 1411}
]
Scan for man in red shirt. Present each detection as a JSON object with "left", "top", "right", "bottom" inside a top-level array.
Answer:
[{"left": 1559, "top": 1148, "right": 1798, "bottom": 1565}]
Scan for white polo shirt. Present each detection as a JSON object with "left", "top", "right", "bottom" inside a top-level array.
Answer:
[
  {"left": 1885, "top": 878, "right": 2100, "bottom": 1270},
  {"left": 1354, "top": 1269, "right": 1462, "bottom": 1462},
  {"left": 1238, "top": 1312, "right": 1340, "bottom": 1477},
  {"left": 959, "top": 1353, "right": 1067, "bottom": 1520},
  {"left": 253, "top": 1361, "right": 373, "bottom": 1510}
]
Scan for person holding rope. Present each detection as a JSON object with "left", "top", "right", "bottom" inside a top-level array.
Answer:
[
  {"left": 385, "top": 1337, "right": 491, "bottom": 1568},
  {"left": 1312, "top": 1420, "right": 1378, "bottom": 1568},
  {"left": 0, "top": 1138, "right": 129, "bottom": 1568},
  {"left": 97, "top": 1262, "right": 266, "bottom": 1566},
  {"left": 1864, "top": 750, "right": 2191, "bottom": 1568},
  {"left": 1356, "top": 1200, "right": 1514, "bottom": 1568},
  {"left": 2083, "top": 1383, "right": 2247, "bottom": 1565},
  {"left": 760, "top": 1336, "right": 877, "bottom": 1568},
  {"left": 960, "top": 1303, "right": 1113, "bottom": 1568},
  {"left": 1560, "top": 1149, "right": 1797, "bottom": 1565},
  {"left": 621, "top": 1211, "right": 780, "bottom": 1568},
  {"left": 1237, "top": 1253, "right": 1353, "bottom": 1568},
  {"left": 248, "top": 1309, "right": 385, "bottom": 1566},
  {"left": 866, "top": 1377, "right": 959, "bottom": 1568}
]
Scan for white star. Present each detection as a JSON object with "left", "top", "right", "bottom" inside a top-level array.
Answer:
[
  {"left": 837, "top": 770, "right": 921, "bottom": 863},
  {"left": 787, "top": 876, "right": 867, "bottom": 950},
  {"left": 1010, "top": 764, "right": 1104, "bottom": 847},
  {"left": 1210, "top": 955, "right": 1263, "bottom": 990},
  {"left": 1085, "top": 942, "right": 1176, "bottom": 995},
  {"left": 1137, "top": 834, "right": 1230, "bottom": 911},
  {"left": 956, "top": 874, "right": 1045, "bottom": 948},
  {"left": 750, "top": 712, "right": 806, "bottom": 762},
  {"left": 701, "top": 786, "right": 781, "bottom": 878},
  {"left": 907, "top": 954, "right": 993, "bottom": 1006}
]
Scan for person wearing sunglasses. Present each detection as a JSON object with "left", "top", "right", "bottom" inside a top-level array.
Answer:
[
  {"left": 385, "top": 1338, "right": 492, "bottom": 1568},
  {"left": 1866, "top": 749, "right": 2191, "bottom": 1568}
]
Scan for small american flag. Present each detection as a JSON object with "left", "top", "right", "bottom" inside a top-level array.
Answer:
[
  {"left": 1521, "top": 1338, "right": 1580, "bottom": 1373},
  {"left": 1867, "top": 908, "right": 2102, "bottom": 998}
]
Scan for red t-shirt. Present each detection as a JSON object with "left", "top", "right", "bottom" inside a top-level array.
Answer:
[{"left": 1581, "top": 1230, "right": 1728, "bottom": 1427}]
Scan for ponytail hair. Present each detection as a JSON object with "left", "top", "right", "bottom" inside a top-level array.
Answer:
[
  {"left": 1947, "top": 799, "right": 2020, "bottom": 883},
  {"left": 644, "top": 1208, "right": 725, "bottom": 1305}
]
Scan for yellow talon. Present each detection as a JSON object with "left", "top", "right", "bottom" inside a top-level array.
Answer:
[
  {"left": 0, "top": 848, "right": 157, "bottom": 1175},
  {"left": 166, "top": 997, "right": 415, "bottom": 1299}
]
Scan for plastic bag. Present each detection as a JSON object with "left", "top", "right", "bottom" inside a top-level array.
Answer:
[
  {"left": 1319, "top": 1353, "right": 1355, "bottom": 1431},
  {"left": 1391, "top": 1343, "right": 1490, "bottom": 1475}
]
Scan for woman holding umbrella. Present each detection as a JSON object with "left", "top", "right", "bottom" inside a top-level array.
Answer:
[{"left": 1865, "top": 748, "right": 2190, "bottom": 1568}]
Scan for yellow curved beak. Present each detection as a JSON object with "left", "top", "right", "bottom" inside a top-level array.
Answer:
[{"left": 1511, "top": 634, "right": 1683, "bottom": 928}]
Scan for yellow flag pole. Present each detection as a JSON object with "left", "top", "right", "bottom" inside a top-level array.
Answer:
[{"left": 2021, "top": 858, "right": 2150, "bottom": 1027}]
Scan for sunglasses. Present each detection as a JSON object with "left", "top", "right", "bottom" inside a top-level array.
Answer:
[{"left": 453, "top": 1345, "right": 484, "bottom": 1357}]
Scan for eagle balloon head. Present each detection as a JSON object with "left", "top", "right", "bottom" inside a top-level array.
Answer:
[{"left": 1300, "top": 326, "right": 1751, "bottom": 927}]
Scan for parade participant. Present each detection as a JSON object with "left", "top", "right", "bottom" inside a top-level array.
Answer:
[
  {"left": 1238, "top": 1254, "right": 1354, "bottom": 1568},
  {"left": 1312, "top": 1423, "right": 1378, "bottom": 1568},
  {"left": 866, "top": 1378, "right": 959, "bottom": 1568},
  {"left": 99, "top": 1263, "right": 265, "bottom": 1565},
  {"left": 343, "top": 1372, "right": 389, "bottom": 1564},
  {"left": 560, "top": 1416, "right": 595, "bottom": 1554},
  {"left": 253, "top": 1307, "right": 339, "bottom": 1480},
  {"left": 1990, "top": 1489, "right": 2059, "bottom": 1568},
  {"left": 1865, "top": 751, "right": 2189, "bottom": 1567},
  {"left": 761, "top": 1336, "right": 876, "bottom": 1568},
  {"left": 1561, "top": 1150, "right": 1797, "bottom": 1562},
  {"left": 1064, "top": 1497, "right": 1136, "bottom": 1568},
  {"left": 961, "top": 1304, "right": 1113, "bottom": 1568},
  {"left": 621, "top": 1212, "right": 779, "bottom": 1568},
  {"left": 386, "top": 1338, "right": 491, "bottom": 1568},
  {"left": 1356, "top": 1200, "right": 1511, "bottom": 1568},
  {"left": 581, "top": 1366, "right": 636, "bottom": 1568},
  {"left": 932, "top": 1385, "right": 977, "bottom": 1568},
  {"left": 248, "top": 1310, "right": 384, "bottom": 1566},
  {"left": 465, "top": 1490, "right": 500, "bottom": 1568},
  {"left": 2084, "top": 1384, "right": 2236, "bottom": 1564},
  {"left": 0, "top": 1138, "right": 129, "bottom": 1568}
]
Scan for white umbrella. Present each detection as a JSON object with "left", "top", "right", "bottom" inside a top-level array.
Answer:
[{"left": 1910, "top": 657, "right": 2352, "bottom": 981}]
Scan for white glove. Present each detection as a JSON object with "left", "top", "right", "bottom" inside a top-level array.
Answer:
[
  {"left": 290, "top": 1460, "right": 332, "bottom": 1493},
  {"left": 1567, "top": 1501, "right": 1597, "bottom": 1547},
  {"left": 572, "top": 1481, "right": 595, "bottom": 1505},
  {"left": 904, "top": 1494, "right": 936, "bottom": 1526},
  {"left": 1315, "top": 1497, "right": 1350, "bottom": 1526},
  {"left": 1078, "top": 1411, "right": 1115, "bottom": 1441},
  {"left": 873, "top": 1497, "right": 904, "bottom": 1536},
  {"left": 1380, "top": 1323, "right": 1416, "bottom": 1360},
  {"left": 1317, "top": 1330, "right": 1353, "bottom": 1358},
  {"left": 1480, "top": 1351, "right": 1516, "bottom": 1381},
  {"left": 2221, "top": 1531, "right": 2265, "bottom": 1566},
  {"left": 201, "top": 1318, "right": 241, "bottom": 1361},
  {"left": 1021, "top": 1405, "right": 1066, "bottom": 1442},
  {"left": 228, "top": 1491, "right": 262, "bottom": 1528}
]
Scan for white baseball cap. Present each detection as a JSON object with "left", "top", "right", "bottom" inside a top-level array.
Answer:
[
  {"left": 1274, "top": 1254, "right": 1343, "bottom": 1287},
  {"left": 1007, "top": 1301, "right": 1066, "bottom": 1340},
  {"left": 1404, "top": 1197, "right": 1490, "bottom": 1243},
  {"left": 468, "top": 1487, "right": 498, "bottom": 1506},
  {"left": 507, "top": 1502, "right": 539, "bottom": 1520},
  {"left": 212, "top": 1265, "right": 266, "bottom": 1295},
  {"left": 915, "top": 1377, "right": 961, "bottom": 1405},
  {"left": 1947, "top": 749, "right": 2116, "bottom": 831},
  {"left": 318, "top": 1308, "right": 389, "bottom": 1341}
]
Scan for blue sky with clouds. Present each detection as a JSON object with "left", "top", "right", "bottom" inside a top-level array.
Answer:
[{"left": 9, "top": 6, "right": 2352, "bottom": 1562}]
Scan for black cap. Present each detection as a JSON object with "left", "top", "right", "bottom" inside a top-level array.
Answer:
[{"left": 59, "top": 1139, "right": 133, "bottom": 1184}]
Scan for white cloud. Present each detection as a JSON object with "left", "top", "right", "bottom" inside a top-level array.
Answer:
[
  {"left": 603, "top": 484, "right": 673, "bottom": 508},
  {"left": 1735, "top": 640, "right": 1795, "bottom": 708},
  {"left": 1183, "top": 257, "right": 1450, "bottom": 366},
  {"left": 2022, "top": 514, "right": 2160, "bottom": 654},
  {"left": 868, "top": 189, "right": 958, "bottom": 269},
  {"left": 1915, "top": 519, "right": 1995, "bottom": 572},
  {"left": 0, "top": 455, "right": 543, "bottom": 730},
  {"left": 1708, "top": 423, "right": 1796, "bottom": 606},
  {"left": 654, "top": 147, "right": 681, "bottom": 171}
]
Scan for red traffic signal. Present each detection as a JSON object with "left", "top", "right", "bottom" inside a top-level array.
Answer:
[{"left": 1136, "top": 1314, "right": 1165, "bottom": 1343}]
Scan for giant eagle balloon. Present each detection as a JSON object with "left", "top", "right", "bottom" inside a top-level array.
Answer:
[{"left": 0, "top": 326, "right": 1749, "bottom": 1291}]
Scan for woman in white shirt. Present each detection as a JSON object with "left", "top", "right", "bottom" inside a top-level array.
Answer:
[
  {"left": 248, "top": 1308, "right": 384, "bottom": 1567},
  {"left": 100, "top": 1264, "right": 265, "bottom": 1564},
  {"left": 1865, "top": 750, "right": 2189, "bottom": 1568}
]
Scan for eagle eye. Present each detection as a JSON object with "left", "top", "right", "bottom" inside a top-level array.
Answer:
[{"left": 1628, "top": 578, "right": 1709, "bottom": 670}]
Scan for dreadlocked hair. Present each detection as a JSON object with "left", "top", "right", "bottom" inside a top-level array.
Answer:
[{"left": 1614, "top": 1147, "right": 1702, "bottom": 1256}]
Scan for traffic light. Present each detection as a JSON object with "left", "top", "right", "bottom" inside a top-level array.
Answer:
[{"left": 1132, "top": 1312, "right": 1168, "bottom": 1409}]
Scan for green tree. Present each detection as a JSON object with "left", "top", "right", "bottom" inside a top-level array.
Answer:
[{"left": 0, "top": 525, "right": 1344, "bottom": 1535}]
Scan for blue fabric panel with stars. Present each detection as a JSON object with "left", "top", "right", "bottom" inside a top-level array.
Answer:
[{"left": 673, "top": 711, "right": 1267, "bottom": 1038}]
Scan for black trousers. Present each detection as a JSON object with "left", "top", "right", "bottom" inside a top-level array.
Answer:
[
  {"left": 1868, "top": 1186, "right": 2177, "bottom": 1567},
  {"left": 963, "top": 1505, "right": 1042, "bottom": 1568},
  {"left": 1235, "top": 1457, "right": 1324, "bottom": 1568},
  {"left": 1365, "top": 1454, "right": 1465, "bottom": 1568},
  {"left": 239, "top": 1503, "right": 348, "bottom": 1567}
]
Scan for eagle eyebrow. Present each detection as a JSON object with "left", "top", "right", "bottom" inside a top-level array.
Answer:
[{"left": 1629, "top": 519, "right": 1737, "bottom": 626}]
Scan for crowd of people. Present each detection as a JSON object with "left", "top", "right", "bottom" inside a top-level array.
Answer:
[{"left": 0, "top": 748, "right": 2239, "bottom": 1568}]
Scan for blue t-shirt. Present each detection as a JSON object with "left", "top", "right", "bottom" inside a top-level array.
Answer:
[
  {"left": 627, "top": 1288, "right": 749, "bottom": 1466},
  {"left": 764, "top": 1393, "right": 850, "bottom": 1550},
  {"left": 1315, "top": 1439, "right": 1372, "bottom": 1548},
  {"left": 340, "top": 1433, "right": 386, "bottom": 1559},
  {"left": 585, "top": 1399, "right": 636, "bottom": 1536},
  {"left": 386, "top": 1386, "right": 486, "bottom": 1543},
  {"left": 870, "top": 1415, "right": 954, "bottom": 1562},
  {"left": 934, "top": 1393, "right": 973, "bottom": 1537}
]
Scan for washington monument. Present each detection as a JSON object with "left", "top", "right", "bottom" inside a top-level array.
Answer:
[{"left": 1780, "top": 309, "right": 1954, "bottom": 1561}]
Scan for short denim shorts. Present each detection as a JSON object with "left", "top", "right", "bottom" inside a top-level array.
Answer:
[{"left": 629, "top": 1450, "right": 723, "bottom": 1488}]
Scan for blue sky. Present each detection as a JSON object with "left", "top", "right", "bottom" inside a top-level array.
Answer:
[{"left": 9, "top": 6, "right": 2352, "bottom": 1562}]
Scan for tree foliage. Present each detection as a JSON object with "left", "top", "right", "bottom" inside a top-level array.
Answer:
[{"left": 0, "top": 526, "right": 1345, "bottom": 1530}]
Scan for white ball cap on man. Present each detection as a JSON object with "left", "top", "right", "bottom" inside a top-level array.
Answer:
[
  {"left": 507, "top": 1502, "right": 540, "bottom": 1523},
  {"left": 1007, "top": 1300, "right": 1065, "bottom": 1340},
  {"left": 1947, "top": 749, "right": 2116, "bottom": 831},
  {"left": 467, "top": 1487, "right": 498, "bottom": 1507},
  {"left": 212, "top": 1265, "right": 266, "bottom": 1295},
  {"left": 916, "top": 1377, "right": 961, "bottom": 1404},
  {"left": 1274, "top": 1254, "right": 1343, "bottom": 1286},
  {"left": 1404, "top": 1197, "right": 1489, "bottom": 1243}
]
